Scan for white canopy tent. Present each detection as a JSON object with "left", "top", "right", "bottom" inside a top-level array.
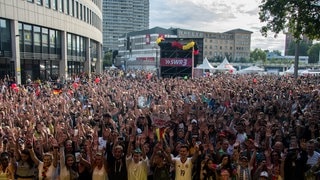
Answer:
[
  {"left": 195, "top": 57, "right": 214, "bottom": 70},
  {"left": 284, "top": 64, "right": 294, "bottom": 74},
  {"left": 284, "top": 64, "right": 305, "bottom": 75},
  {"left": 215, "top": 57, "right": 236, "bottom": 72},
  {"left": 238, "top": 65, "right": 264, "bottom": 74}
]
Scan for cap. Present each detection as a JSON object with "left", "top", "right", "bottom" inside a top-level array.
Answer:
[
  {"left": 260, "top": 171, "right": 268, "bottom": 177},
  {"left": 191, "top": 119, "right": 197, "bottom": 124},
  {"left": 134, "top": 148, "right": 142, "bottom": 154},
  {"left": 240, "top": 156, "right": 248, "bottom": 161}
]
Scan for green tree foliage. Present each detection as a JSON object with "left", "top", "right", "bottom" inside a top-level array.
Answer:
[
  {"left": 250, "top": 48, "right": 267, "bottom": 62},
  {"left": 259, "top": 0, "right": 320, "bottom": 40},
  {"left": 308, "top": 43, "right": 320, "bottom": 63},
  {"left": 272, "top": 50, "right": 282, "bottom": 56},
  {"left": 103, "top": 51, "right": 113, "bottom": 68},
  {"left": 287, "top": 41, "right": 312, "bottom": 56}
]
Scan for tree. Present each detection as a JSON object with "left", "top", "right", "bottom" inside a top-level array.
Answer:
[
  {"left": 308, "top": 43, "right": 320, "bottom": 64},
  {"left": 286, "top": 41, "right": 312, "bottom": 56},
  {"left": 259, "top": 0, "right": 320, "bottom": 77},
  {"left": 272, "top": 50, "right": 282, "bottom": 56},
  {"left": 103, "top": 51, "right": 113, "bottom": 68},
  {"left": 250, "top": 48, "right": 267, "bottom": 62}
]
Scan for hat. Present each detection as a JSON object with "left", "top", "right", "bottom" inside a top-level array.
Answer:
[
  {"left": 134, "top": 148, "right": 142, "bottom": 154},
  {"left": 191, "top": 119, "right": 197, "bottom": 124},
  {"left": 240, "top": 156, "right": 248, "bottom": 161},
  {"left": 260, "top": 171, "right": 268, "bottom": 177}
]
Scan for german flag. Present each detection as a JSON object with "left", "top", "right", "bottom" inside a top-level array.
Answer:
[
  {"left": 155, "top": 127, "right": 166, "bottom": 141},
  {"left": 53, "top": 88, "right": 62, "bottom": 95}
]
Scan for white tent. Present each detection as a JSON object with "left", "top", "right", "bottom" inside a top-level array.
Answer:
[
  {"left": 284, "top": 64, "right": 305, "bottom": 75},
  {"left": 285, "top": 64, "right": 294, "bottom": 74},
  {"left": 238, "top": 65, "right": 264, "bottom": 74},
  {"left": 195, "top": 57, "right": 214, "bottom": 70},
  {"left": 215, "top": 57, "right": 236, "bottom": 72}
]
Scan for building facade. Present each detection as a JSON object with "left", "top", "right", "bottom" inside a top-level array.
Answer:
[
  {"left": 102, "top": 0, "right": 149, "bottom": 51},
  {"left": 117, "top": 27, "right": 177, "bottom": 71},
  {"left": 116, "top": 27, "right": 252, "bottom": 72},
  {"left": 0, "top": 0, "right": 103, "bottom": 84}
]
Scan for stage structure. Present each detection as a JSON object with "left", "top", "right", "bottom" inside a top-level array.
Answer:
[{"left": 156, "top": 37, "right": 203, "bottom": 78}]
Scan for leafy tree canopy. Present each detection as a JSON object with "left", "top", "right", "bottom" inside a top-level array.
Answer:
[
  {"left": 308, "top": 43, "right": 320, "bottom": 63},
  {"left": 259, "top": 0, "right": 320, "bottom": 40}
]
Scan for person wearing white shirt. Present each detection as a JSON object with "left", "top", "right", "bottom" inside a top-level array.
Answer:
[
  {"left": 168, "top": 144, "right": 199, "bottom": 180},
  {"left": 126, "top": 136, "right": 148, "bottom": 180}
]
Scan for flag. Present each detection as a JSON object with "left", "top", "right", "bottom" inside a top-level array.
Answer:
[
  {"left": 53, "top": 89, "right": 62, "bottom": 95},
  {"left": 155, "top": 128, "right": 166, "bottom": 141}
]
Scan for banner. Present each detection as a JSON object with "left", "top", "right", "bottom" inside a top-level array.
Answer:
[
  {"left": 151, "top": 114, "right": 171, "bottom": 128},
  {"left": 160, "top": 58, "right": 192, "bottom": 67}
]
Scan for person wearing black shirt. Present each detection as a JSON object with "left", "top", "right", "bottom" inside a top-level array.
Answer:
[{"left": 106, "top": 144, "right": 128, "bottom": 180}]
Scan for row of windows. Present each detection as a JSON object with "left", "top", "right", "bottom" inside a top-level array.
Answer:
[
  {"left": 204, "top": 51, "right": 233, "bottom": 57},
  {"left": 18, "top": 22, "right": 62, "bottom": 55},
  {"left": 26, "top": 0, "right": 102, "bottom": 31},
  {"left": 205, "top": 45, "right": 233, "bottom": 51}
]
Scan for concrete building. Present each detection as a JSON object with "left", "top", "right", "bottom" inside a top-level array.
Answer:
[
  {"left": 117, "top": 27, "right": 177, "bottom": 71},
  {"left": 0, "top": 0, "right": 103, "bottom": 84},
  {"left": 117, "top": 27, "right": 252, "bottom": 71},
  {"left": 102, "top": 0, "right": 149, "bottom": 51}
]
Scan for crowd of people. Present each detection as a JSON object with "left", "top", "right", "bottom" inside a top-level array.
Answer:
[{"left": 0, "top": 69, "right": 319, "bottom": 180}]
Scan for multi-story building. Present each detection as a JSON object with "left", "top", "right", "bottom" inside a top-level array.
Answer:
[
  {"left": 102, "top": 0, "right": 149, "bottom": 51},
  {"left": 117, "top": 27, "right": 176, "bottom": 70},
  {"left": 117, "top": 27, "right": 252, "bottom": 71},
  {"left": 0, "top": 0, "right": 103, "bottom": 84}
]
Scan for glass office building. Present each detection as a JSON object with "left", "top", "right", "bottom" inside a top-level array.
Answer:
[{"left": 0, "top": 0, "right": 103, "bottom": 84}]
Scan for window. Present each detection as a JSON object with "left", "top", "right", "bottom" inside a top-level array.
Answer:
[
  {"left": 42, "top": 28, "right": 49, "bottom": 53},
  {"left": 37, "top": 0, "right": 43, "bottom": 5},
  {"left": 79, "top": 4, "right": 82, "bottom": 20},
  {"left": 75, "top": 1, "right": 79, "bottom": 18},
  {"left": 52, "top": 0, "right": 57, "bottom": 10},
  {"left": 33, "top": 26, "right": 41, "bottom": 53},
  {"left": 23, "top": 24, "right": 33, "bottom": 52},
  {"left": 83, "top": 6, "right": 86, "bottom": 22},
  {"left": 49, "top": 30, "right": 56, "bottom": 54},
  {"left": 65, "top": 0, "right": 69, "bottom": 15},
  {"left": 18, "top": 23, "right": 24, "bottom": 52},
  {"left": 56, "top": 31, "right": 61, "bottom": 55},
  {"left": 76, "top": 36, "right": 80, "bottom": 56},
  {"left": 45, "top": 0, "right": 50, "bottom": 8},
  {"left": 59, "top": 0, "right": 64, "bottom": 12},
  {"left": 71, "top": 0, "right": 74, "bottom": 16},
  {"left": 87, "top": 7, "right": 89, "bottom": 23},
  {"left": 0, "top": 19, "right": 12, "bottom": 52},
  {"left": 67, "top": 33, "right": 72, "bottom": 55},
  {"left": 27, "top": 0, "right": 34, "bottom": 2}
]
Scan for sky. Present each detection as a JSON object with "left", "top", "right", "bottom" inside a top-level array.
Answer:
[{"left": 149, "top": 0, "right": 286, "bottom": 55}]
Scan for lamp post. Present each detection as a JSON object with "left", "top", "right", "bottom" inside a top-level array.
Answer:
[{"left": 15, "top": 34, "right": 21, "bottom": 84}]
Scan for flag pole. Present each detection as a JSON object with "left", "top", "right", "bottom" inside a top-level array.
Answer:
[{"left": 192, "top": 46, "right": 194, "bottom": 79}]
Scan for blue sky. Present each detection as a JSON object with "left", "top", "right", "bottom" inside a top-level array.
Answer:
[{"left": 150, "top": 0, "right": 286, "bottom": 54}]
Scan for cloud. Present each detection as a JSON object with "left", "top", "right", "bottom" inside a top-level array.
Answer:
[{"left": 150, "top": 0, "right": 285, "bottom": 52}]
